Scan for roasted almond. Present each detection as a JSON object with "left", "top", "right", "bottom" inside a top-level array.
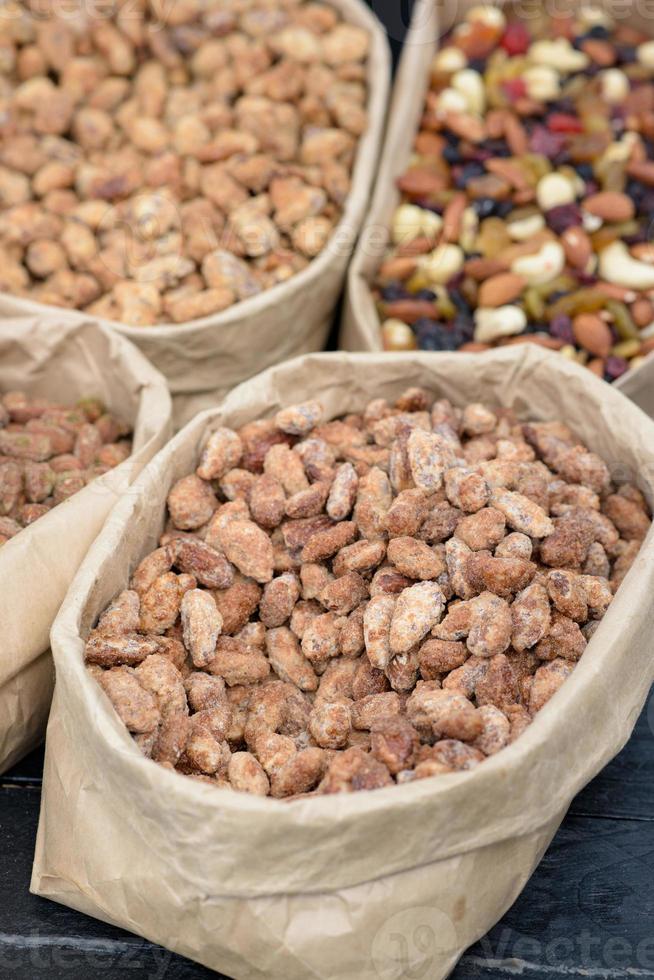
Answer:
[
  {"left": 477, "top": 272, "right": 525, "bottom": 308},
  {"left": 572, "top": 313, "right": 613, "bottom": 358}
]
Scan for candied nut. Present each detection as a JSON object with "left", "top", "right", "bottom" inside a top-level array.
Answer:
[
  {"left": 466, "top": 591, "right": 512, "bottom": 657},
  {"left": 301, "top": 520, "right": 357, "bottom": 562},
  {"left": 212, "top": 576, "right": 261, "bottom": 634},
  {"left": 96, "top": 589, "right": 140, "bottom": 636},
  {"left": 249, "top": 474, "right": 286, "bottom": 529},
  {"left": 511, "top": 582, "right": 551, "bottom": 651},
  {"left": 264, "top": 443, "right": 309, "bottom": 496},
  {"left": 218, "top": 519, "right": 274, "bottom": 583},
  {"left": 495, "top": 532, "right": 532, "bottom": 560},
  {"left": 389, "top": 581, "right": 445, "bottom": 654},
  {"left": 445, "top": 467, "right": 490, "bottom": 513},
  {"left": 320, "top": 747, "right": 392, "bottom": 793},
  {"left": 547, "top": 569, "right": 588, "bottom": 621},
  {"left": 351, "top": 692, "right": 401, "bottom": 731},
  {"left": 535, "top": 611, "right": 586, "bottom": 662},
  {"left": 139, "top": 573, "right": 189, "bottom": 635},
  {"left": 326, "top": 462, "right": 358, "bottom": 520},
  {"left": 406, "top": 685, "right": 482, "bottom": 742},
  {"left": 207, "top": 637, "right": 270, "bottom": 686},
  {"left": 473, "top": 705, "right": 510, "bottom": 756},
  {"left": 407, "top": 428, "right": 454, "bottom": 492},
  {"left": 333, "top": 539, "right": 386, "bottom": 576},
  {"left": 228, "top": 752, "right": 270, "bottom": 796},
  {"left": 360, "top": 594, "right": 395, "bottom": 670},
  {"left": 266, "top": 626, "right": 318, "bottom": 692},
  {"left": 529, "top": 658, "right": 574, "bottom": 714},
  {"left": 370, "top": 715, "right": 419, "bottom": 774},
  {"left": 455, "top": 507, "right": 506, "bottom": 551},
  {"left": 387, "top": 536, "right": 445, "bottom": 580},
  {"left": 301, "top": 612, "right": 341, "bottom": 670},
  {"left": 260, "top": 572, "right": 301, "bottom": 627},
  {"left": 319, "top": 570, "right": 368, "bottom": 615},
  {"left": 603, "top": 494, "right": 650, "bottom": 542},
  {"left": 173, "top": 540, "right": 232, "bottom": 591},
  {"left": 181, "top": 589, "right": 222, "bottom": 667},
  {"left": 419, "top": 639, "right": 468, "bottom": 678},
  {"left": 445, "top": 537, "right": 475, "bottom": 600},
  {"left": 99, "top": 666, "right": 160, "bottom": 733},
  {"left": 466, "top": 551, "right": 535, "bottom": 598},
  {"left": 270, "top": 747, "right": 325, "bottom": 798},
  {"left": 196, "top": 428, "right": 242, "bottom": 481},
  {"left": 86, "top": 632, "right": 160, "bottom": 667},
  {"left": 309, "top": 701, "right": 351, "bottom": 749},
  {"left": 167, "top": 475, "right": 217, "bottom": 530},
  {"left": 474, "top": 653, "right": 519, "bottom": 712},
  {"left": 385, "top": 488, "right": 432, "bottom": 536},
  {"left": 285, "top": 480, "right": 330, "bottom": 519},
  {"left": 490, "top": 488, "right": 553, "bottom": 538},
  {"left": 275, "top": 400, "right": 323, "bottom": 436},
  {"left": 354, "top": 466, "right": 392, "bottom": 540}
]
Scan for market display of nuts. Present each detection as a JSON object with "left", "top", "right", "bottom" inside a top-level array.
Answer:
[
  {"left": 0, "top": 390, "right": 132, "bottom": 541},
  {"left": 85, "top": 387, "right": 650, "bottom": 797},
  {"left": 375, "top": 5, "right": 654, "bottom": 381},
  {"left": 0, "top": 0, "right": 370, "bottom": 325}
]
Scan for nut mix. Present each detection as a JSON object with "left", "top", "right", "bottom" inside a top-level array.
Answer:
[
  {"left": 0, "top": 1, "right": 369, "bottom": 326},
  {"left": 375, "top": 4, "right": 654, "bottom": 381},
  {"left": 0, "top": 391, "right": 132, "bottom": 542},
  {"left": 85, "top": 387, "right": 650, "bottom": 797}
]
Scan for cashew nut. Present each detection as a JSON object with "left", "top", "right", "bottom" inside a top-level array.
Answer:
[
  {"left": 598, "top": 241, "right": 654, "bottom": 291},
  {"left": 474, "top": 305, "right": 527, "bottom": 344},
  {"left": 507, "top": 211, "right": 545, "bottom": 241},
  {"left": 579, "top": 5, "right": 613, "bottom": 29},
  {"left": 467, "top": 5, "right": 506, "bottom": 29},
  {"left": 392, "top": 204, "right": 443, "bottom": 245},
  {"left": 511, "top": 241, "right": 565, "bottom": 286},
  {"left": 419, "top": 243, "right": 464, "bottom": 285},
  {"left": 381, "top": 319, "right": 416, "bottom": 350},
  {"left": 460, "top": 207, "right": 479, "bottom": 252},
  {"left": 600, "top": 68, "right": 629, "bottom": 104},
  {"left": 637, "top": 40, "right": 654, "bottom": 70},
  {"left": 523, "top": 66, "right": 560, "bottom": 102},
  {"left": 536, "top": 173, "right": 577, "bottom": 211},
  {"left": 433, "top": 47, "right": 467, "bottom": 72},
  {"left": 452, "top": 68, "right": 486, "bottom": 116},
  {"left": 529, "top": 39, "right": 589, "bottom": 73},
  {"left": 436, "top": 87, "right": 468, "bottom": 115}
]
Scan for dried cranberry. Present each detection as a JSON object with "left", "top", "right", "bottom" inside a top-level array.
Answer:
[
  {"left": 548, "top": 113, "right": 583, "bottom": 133},
  {"left": 501, "top": 21, "right": 530, "bottom": 55},
  {"left": 605, "top": 357, "right": 629, "bottom": 381},
  {"left": 545, "top": 204, "right": 583, "bottom": 234},
  {"left": 549, "top": 315, "right": 575, "bottom": 345},
  {"left": 502, "top": 78, "right": 527, "bottom": 102},
  {"left": 529, "top": 126, "right": 566, "bottom": 159}
]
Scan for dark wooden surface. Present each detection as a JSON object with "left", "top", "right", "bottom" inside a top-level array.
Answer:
[{"left": 2, "top": 686, "right": 653, "bottom": 979}]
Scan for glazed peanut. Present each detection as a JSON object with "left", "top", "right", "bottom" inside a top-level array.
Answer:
[
  {"left": 0, "top": 3, "right": 369, "bottom": 325},
  {"left": 0, "top": 390, "right": 131, "bottom": 539},
  {"left": 87, "top": 389, "right": 649, "bottom": 796}
]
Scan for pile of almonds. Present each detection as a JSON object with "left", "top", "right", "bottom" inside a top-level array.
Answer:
[
  {"left": 0, "top": 0, "right": 369, "bottom": 325},
  {"left": 376, "top": 4, "right": 654, "bottom": 382},
  {"left": 85, "top": 389, "right": 650, "bottom": 797},
  {"left": 0, "top": 391, "right": 132, "bottom": 543}
]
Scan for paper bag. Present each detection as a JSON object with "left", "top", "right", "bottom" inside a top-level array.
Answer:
[
  {"left": 31, "top": 346, "right": 654, "bottom": 979},
  {"left": 0, "top": 0, "right": 390, "bottom": 429},
  {"left": 339, "top": 0, "right": 654, "bottom": 400},
  {"left": 0, "top": 316, "right": 172, "bottom": 773}
]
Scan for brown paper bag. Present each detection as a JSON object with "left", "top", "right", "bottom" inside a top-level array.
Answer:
[
  {"left": 0, "top": 316, "right": 172, "bottom": 773},
  {"left": 0, "top": 0, "right": 390, "bottom": 430},
  {"left": 340, "top": 0, "right": 654, "bottom": 400},
  {"left": 31, "top": 346, "right": 654, "bottom": 980}
]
